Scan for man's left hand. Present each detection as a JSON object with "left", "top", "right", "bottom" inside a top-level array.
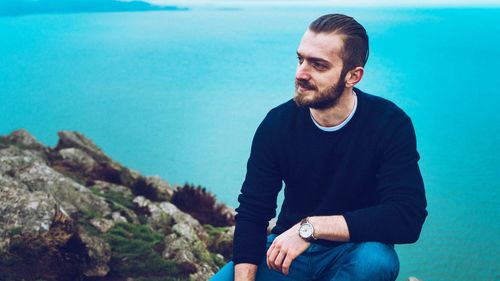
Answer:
[{"left": 266, "top": 223, "right": 310, "bottom": 276}]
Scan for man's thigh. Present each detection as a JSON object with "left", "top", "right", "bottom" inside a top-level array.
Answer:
[
  {"left": 210, "top": 240, "right": 398, "bottom": 281},
  {"left": 314, "top": 242, "right": 399, "bottom": 281}
]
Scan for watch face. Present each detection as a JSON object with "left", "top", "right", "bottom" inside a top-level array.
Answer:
[{"left": 299, "top": 223, "right": 313, "bottom": 238}]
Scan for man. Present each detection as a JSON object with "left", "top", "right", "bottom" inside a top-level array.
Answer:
[{"left": 211, "top": 13, "right": 427, "bottom": 281}]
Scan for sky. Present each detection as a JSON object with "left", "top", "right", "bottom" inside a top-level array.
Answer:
[{"left": 141, "top": 0, "right": 500, "bottom": 7}]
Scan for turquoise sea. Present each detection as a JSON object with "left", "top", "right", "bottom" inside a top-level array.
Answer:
[{"left": 0, "top": 6, "right": 499, "bottom": 280}]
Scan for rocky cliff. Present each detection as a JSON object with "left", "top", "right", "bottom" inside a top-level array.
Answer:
[{"left": 0, "top": 129, "right": 234, "bottom": 281}]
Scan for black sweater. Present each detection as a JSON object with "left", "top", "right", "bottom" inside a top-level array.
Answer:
[{"left": 233, "top": 89, "right": 428, "bottom": 265}]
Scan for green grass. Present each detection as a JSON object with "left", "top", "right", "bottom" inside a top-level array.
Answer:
[
  {"left": 210, "top": 253, "right": 226, "bottom": 268},
  {"left": 203, "top": 224, "right": 233, "bottom": 263},
  {"left": 90, "top": 186, "right": 135, "bottom": 213},
  {"left": 76, "top": 219, "right": 101, "bottom": 237},
  {"left": 7, "top": 227, "right": 23, "bottom": 236},
  {"left": 203, "top": 224, "right": 228, "bottom": 236},
  {"left": 103, "top": 222, "right": 189, "bottom": 280}
]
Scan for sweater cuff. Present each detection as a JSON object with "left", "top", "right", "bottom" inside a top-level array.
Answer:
[{"left": 342, "top": 212, "right": 364, "bottom": 242}]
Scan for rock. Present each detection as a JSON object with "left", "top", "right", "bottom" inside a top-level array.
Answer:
[
  {"left": 0, "top": 145, "right": 111, "bottom": 217},
  {"left": 89, "top": 181, "right": 138, "bottom": 223},
  {"left": 130, "top": 175, "right": 174, "bottom": 202},
  {"left": 172, "top": 222, "right": 199, "bottom": 243},
  {"left": 49, "top": 131, "right": 141, "bottom": 189},
  {"left": 0, "top": 130, "right": 230, "bottom": 281},
  {"left": 408, "top": 277, "right": 423, "bottom": 281},
  {"left": 91, "top": 180, "right": 134, "bottom": 197},
  {"left": 157, "top": 201, "right": 206, "bottom": 239},
  {"left": 0, "top": 174, "right": 56, "bottom": 251},
  {"left": 78, "top": 230, "right": 111, "bottom": 277},
  {"left": 134, "top": 196, "right": 218, "bottom": 279},
  {"left": 51, "top": 131, "right": 171, "bottom": 203},
  {"left": 111, "top": 212, "right": 128, "bottom": 223},
  {"left": 54, "top": 131, "right": 112, "bottom": 163},
  {"left": 205, "top": 225, "right": 234, "bottom": 261},
  {"left": 163, "top": 231, "right": 217, "bottom": 281},
  {"left": 90, "top": 218, "right": 114, "bottom": 233},
  {"left": 133, "top": 196, "right": 207, "bottom": 240},
  {"left": 0, "top": 145, "right": 48, "bottom": 175},
  {"left": 57, "top": 147, "right": 98, "bottom": 174},
  {"left": 190, "top": 263, "right": 218, "bottom": 281},
  {"left": 25, "top": 162, "right": 111, "bottom": 217},
  {"left": 144, "top": 175, "right": 174, "bottom": 201},
  {"left": 0, "top": 206, "right": 111, "bottom": 280},
  {"left": 0, "top": 129, "right": 47, "bottom": 152}
]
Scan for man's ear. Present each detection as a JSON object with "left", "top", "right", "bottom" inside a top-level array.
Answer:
[{"left": 345, "top": 66, "right": 364, "bottom": 87}]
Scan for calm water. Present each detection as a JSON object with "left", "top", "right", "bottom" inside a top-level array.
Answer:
[{"left": 0, "top": 7, "right": 499, "bottom": 280}]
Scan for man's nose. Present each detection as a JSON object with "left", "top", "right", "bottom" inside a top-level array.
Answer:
[{"left": 295, "top": 64, "right": 311, "bottom": 80}]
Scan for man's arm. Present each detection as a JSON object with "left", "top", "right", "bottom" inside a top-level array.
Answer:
[
  {"left": 234, "top": 263, "right": 258, "bottom": 281},
  {"left": 342, "top": 115, "right": 427, "bottom": 244},
  {"left": 233, "top": 111, "right": 283, "bottom": 277},
  {"left": 265, "top": 215, "right": 349, "bottom": 275}
]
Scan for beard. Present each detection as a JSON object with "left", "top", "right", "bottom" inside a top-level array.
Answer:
[{"left": 293, "top": 75, "right": 345, "bottom": 110}]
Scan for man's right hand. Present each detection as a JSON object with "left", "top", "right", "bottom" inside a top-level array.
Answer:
[{"left": 234, "top": 263, "right": 258, "bottom": 281}]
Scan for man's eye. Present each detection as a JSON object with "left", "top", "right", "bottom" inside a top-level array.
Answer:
[
  {"left": 313, "top": 62, "right": 326, "bottom": 70},
  {"left": 297, "top": 56, "right": 304, "bottom": 64}
]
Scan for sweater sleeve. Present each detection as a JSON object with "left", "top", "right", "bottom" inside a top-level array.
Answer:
[
  {"left": 232, "top": 112, "right": 283, "bottom": 265},
  {"left": 343, "top": 116, "right": 428, "bottom": 244}
]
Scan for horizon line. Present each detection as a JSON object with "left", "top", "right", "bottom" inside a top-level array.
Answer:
[{"left": 142, "top": 0, "right": 500, "bottom": 8}]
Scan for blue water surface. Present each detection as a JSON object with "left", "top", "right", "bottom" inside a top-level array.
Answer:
[{"left": 0, "top": 6, "right": 499, "bottom": 281}]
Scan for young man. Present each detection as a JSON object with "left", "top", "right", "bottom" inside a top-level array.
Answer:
[{"left": 211, "top": 13, "right": 427, "bottom": 281}]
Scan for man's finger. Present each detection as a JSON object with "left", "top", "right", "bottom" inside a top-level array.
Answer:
[
  {"left": 266, "top": 243, "right": 275, "bottom": 269},
  {"left": 267, "top": 244, "right": 279, "bottom": 270},
  {"left": 273, "top": 250, "right": 286, "bottom": 272},
  {"left": 282, "top": 254, "right": 294, "bottom": 275},
  {"left": 266, "top": 243, "right": 275, "bottom": 258}
]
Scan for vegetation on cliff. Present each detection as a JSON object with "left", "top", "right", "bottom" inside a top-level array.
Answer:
[{"left": 0, "top": 129, "right": 235, "bottom": 281}]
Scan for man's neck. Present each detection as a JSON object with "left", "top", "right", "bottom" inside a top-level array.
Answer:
[{"left": 310, "top": 88, "right": 356, "bottom": 127}]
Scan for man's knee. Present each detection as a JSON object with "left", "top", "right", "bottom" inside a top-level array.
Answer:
[{"left": 346, "top": 242, "right": 399, "bottom": 280}]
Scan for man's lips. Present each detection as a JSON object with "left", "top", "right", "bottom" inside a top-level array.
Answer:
[
  {"left": 298, "top": 85, "right": 310, "bottom": 91},
  {"left": 296, "top": 80, "right": 316, "bottom": 92},
  {"left": 297, "top": 85, "right": 315, "bottom": 92}
]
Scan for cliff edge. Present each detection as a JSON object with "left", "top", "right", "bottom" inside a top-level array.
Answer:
[{"left": 0, "top": 129, "right": 234, "bottom": 281}]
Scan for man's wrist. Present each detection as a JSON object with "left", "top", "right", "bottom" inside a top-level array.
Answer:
[{"left": 307, "top": 215, "right": 350, "bottom": 242}]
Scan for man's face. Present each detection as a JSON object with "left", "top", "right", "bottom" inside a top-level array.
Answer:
[{"left": 294, "top": 30, "right": 346, "bottom": 109}]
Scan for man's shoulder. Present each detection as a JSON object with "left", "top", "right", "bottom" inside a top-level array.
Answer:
[
  {"left": 356, "top": 88, "right": 410, "bottom": 122},
  {"left": 262, "top": 99, "right": 302, "bottom": 125},
  {"left": 269, "top": 98, "right": 299, "bottom": 115}
]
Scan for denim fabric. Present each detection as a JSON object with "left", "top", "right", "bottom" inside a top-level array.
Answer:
[{"left": 210, "top": 234, "right": 399, "bottom": 281}]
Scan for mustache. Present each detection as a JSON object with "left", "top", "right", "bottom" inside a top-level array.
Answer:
[{"left": 295, "top": 79, "right": 317, "bottom": 91}]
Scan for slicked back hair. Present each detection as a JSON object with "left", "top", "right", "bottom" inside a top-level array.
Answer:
[{"left": 309, "top": 14, "right": 369, "bottom": 74}]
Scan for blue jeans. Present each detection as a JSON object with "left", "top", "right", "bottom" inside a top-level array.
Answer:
[{"left": 210, "top": 234, "right": 399, "bottom": 281}]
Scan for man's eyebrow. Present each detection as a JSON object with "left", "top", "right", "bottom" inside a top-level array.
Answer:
[{"left": 296, "top": 51, "right": 331, "bottom": 66}]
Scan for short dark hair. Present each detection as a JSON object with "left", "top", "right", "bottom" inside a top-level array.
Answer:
[{"left": 309, "top": 14, "right": 369, "bottom": 72}]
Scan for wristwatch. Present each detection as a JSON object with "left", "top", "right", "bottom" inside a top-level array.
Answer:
[{"left": 298, "top": 217, "right": 317, "bottom": 241}]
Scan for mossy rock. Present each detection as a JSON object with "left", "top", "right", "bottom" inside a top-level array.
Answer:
[
  {"left": 103, "top": 222, "right": 189, "bottom": 281},
  {"left": 90, "top": 186, "right": 135, "bottom": 211},
  {"left": 203, "top": 224, "right": 233, "bottom": 261}
]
